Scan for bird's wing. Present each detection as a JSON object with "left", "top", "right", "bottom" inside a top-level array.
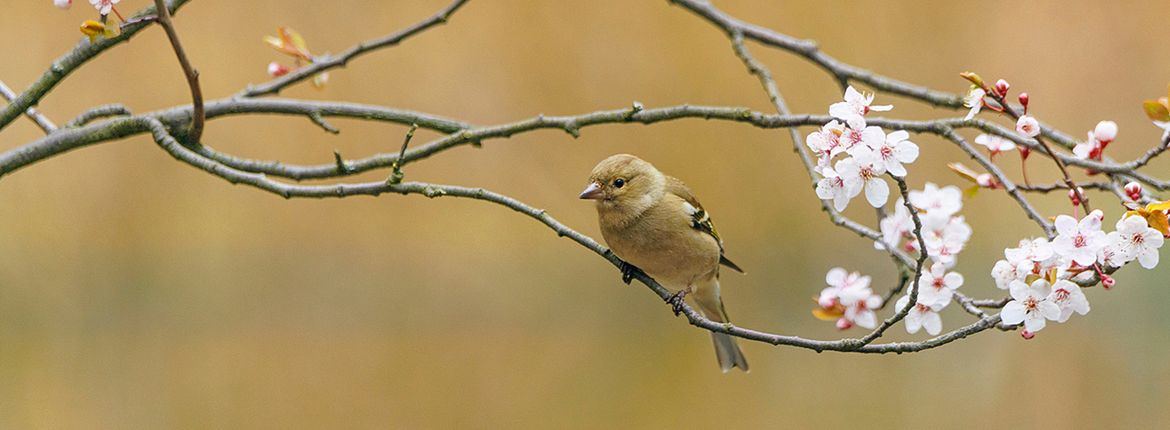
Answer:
[{"left": 666, "top": 176, "right": 745, "bottom": 274}]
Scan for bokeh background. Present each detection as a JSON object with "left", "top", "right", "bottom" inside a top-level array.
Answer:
[{"left": 3, "top": 1, "right": 1170, "bottom": 428}]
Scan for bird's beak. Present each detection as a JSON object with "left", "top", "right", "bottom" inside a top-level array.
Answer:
[{"left": 578, "top": 182, "right": 604, "bottom": 200}]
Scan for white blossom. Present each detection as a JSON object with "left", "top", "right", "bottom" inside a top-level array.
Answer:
[
  {"left": 835, "top": 149, "right": 889, "bottom": 209},
  {"left": 1001, "top": 279, "right": 1062, "bottom": 333},
  {"left": 1005, "top": 238, "right": 1055, "bottom": 265},
  {"left": 1047, "top": 280, "right": 1090, "bottom": 323},
  {"left": 829, "top": 86, "right": 892, "bottom": 129},
  {"left": 916, "top": 261, "right": 963, "bottom": 306},
  {"left": 871, "top": 130, "right": 919, "bottom": 177},
  {"left": 974, "top": 133, "right": 1016, "bottom": 154},
  {"left": 1052, "top": 210, "right": 1107, "bottom": 267},
  {"left": 895, "top": 295, "right": 945, "bottom": 335},
  {"left": 89, "top": 0, "right": 119, "bottom": 15},
  {"left": 991, "top": 259, "right": 1028, "bottom": 290},
  {"left": 963, "top": 87, "right": 986, "bottom": 120},
  {"left": 815, "top": 166, "right": 852, "bottom": 212},
  {"left": 908, "top": 182, "right": 963, "bottom": 217},
  {"left": 877, "top": 198, "right": 913, "bottom": 250},
  {"left": 807, "top": 120, "right": 847, "bottom": 161},
  {"left": 1016, "top": 115, "right": 1041, "bottom": 138},
  {"left": 1114, "top": 215, "right": 1165, "bottom": 269}
]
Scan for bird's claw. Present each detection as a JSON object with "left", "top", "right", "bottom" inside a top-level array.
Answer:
[
  {"left": 618, "top": 260, "right": 643, "bottom": 285},
  {"left": 665, "top": 290, "right": 689, "bottom": 316}
]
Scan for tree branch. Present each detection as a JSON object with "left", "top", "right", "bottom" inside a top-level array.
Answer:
[
  {"left": 0, "top": 79, "right": 56, "bottom": 134},
  {"left": 238, "top": 0, "right": 471, "bottom": 97},
  {"left": 0, "top": 0, "right": 191, "bottom": 133}
]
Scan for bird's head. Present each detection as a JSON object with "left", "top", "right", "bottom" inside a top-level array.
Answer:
[{"left": 579, "top": 154, "right": 664, "bottom": 215}]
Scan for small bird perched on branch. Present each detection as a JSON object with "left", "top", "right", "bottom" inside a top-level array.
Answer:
[{"left": 579, "top": 154, "right": 748, "bottom": 372}]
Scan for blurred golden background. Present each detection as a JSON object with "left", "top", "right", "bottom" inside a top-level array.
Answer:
[{"left": 3, "top": 1, "right": 1170, "bottom": 428}]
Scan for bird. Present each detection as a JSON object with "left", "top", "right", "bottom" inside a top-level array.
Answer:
[{"left": 579, "top": 154, "right": 748, "bottom": 372}]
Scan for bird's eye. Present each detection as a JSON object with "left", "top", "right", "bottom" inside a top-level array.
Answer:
[{"left": 613, "top": 178, "right": 626, "bottom": 188}]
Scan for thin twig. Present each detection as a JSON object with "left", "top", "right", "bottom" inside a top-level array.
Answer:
[
  {"left": 152, "top": 0, "right": 204, "bottom": 143},
  {"left": 64, "top": 104, "right": 132, "bottom": 128},
  {"left": 239, "top": 0, "right": 471, "bottom": 97},
  {"left": 0, "top": 79, "right": 56, "bottom": 134}
]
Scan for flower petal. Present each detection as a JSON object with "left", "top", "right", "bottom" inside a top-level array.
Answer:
[{"left": 865, "top": 178, "right": 889, "bottom": 208}]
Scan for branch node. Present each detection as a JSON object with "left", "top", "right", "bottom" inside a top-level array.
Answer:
[
  {"left": 623, "top": 101, "right": 644, "bottom": 120},
  {"left": 387, "top": 123, "right": 419, "bottom": 185},
  {"left": 564, "top": 124, "right": 581, "bottom": 138},
  {"left": 332, "top": 150, "right": 352, "bottom": 174},
  {"left": 309, "top": 111, "right": 340, "bottom": 134}
]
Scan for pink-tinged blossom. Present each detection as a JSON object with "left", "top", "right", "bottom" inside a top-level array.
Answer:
[
  {"left": 1114, "top": 215, "right": 1165, "bottom": 269},
  {"left": 895, "top": 295, "right": 945, "bottom": 335},
  {"left": 839, "top": 125, "right": 885, "bottom": 156},
  {"left": 807, "top": 120, "right": 847, "bottom": 161},
  {"left": 829, "top": 86, "right": 892, "bottom": 129},
  {"left": 974, "top": 133, "right": 1016, "bottom": 155},
  {"left": 963, "top": 87, "right": 986, "bottom": 120},
  {"left": 1001, "top": 279, "right": 1062, "bottom": 333},
  {"left": 1046, "top": 280, "right": 1090, "bottom": 323},
  {"left": 55, "top": 0, "right": 72, "bottom": 9},
  {"left": 1005, "top": 237, "right": 1055, "bottom": 265},
  {"left": 835, "top": 149, "right": 889, "bottom": 209},
  {"left": 908, "top": 182, "right": 963, "bottom": 217},
  {"left": 90, "top": 0, "right": 119, "bottom": 15},
  {"left": 1074, "top": 132, "right": 1104, "bottom": 160},
  {"left": 1052, "top": 210, "right": 1107, "bottom": 267},
  {"left": 870, "top": 130, "right": 919, "bottom": 177},
  {"left": 815, "top": 166, "right": 851, "bottom": 212},
  {"left": 877, "top": 199, "right": 913, "bottom": 250},
  {"left": 991, "top": 259, "right": 1029, "bottom": 290},
  {"left": 920, "top": 213, "right": 971, "bottom": 267},
  {"left": 1016, "top": 115, "right": 1041, "bottom": 138},
  {"left": 916, "top": 262, "right": 963, "bottom": 306},
  {"left": 818, "top": 268, "right": 883, "bottom": 330},
  {"left": 1097, "top": 232, "right": 1130, "bottom": 268}
]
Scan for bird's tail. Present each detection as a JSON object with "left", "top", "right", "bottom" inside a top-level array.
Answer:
[{"left": 692, "top": 276, "right": 748, "bottom": 373}]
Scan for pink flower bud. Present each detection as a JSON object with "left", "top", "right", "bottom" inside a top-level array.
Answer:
[
  {"left": 1125, "top": 181, "right": 1143, "bottom": 201},
  {"left": 1101, "top": 274, "right": 1115, "bottom": 289},
  {"left": 1068, "top": 187, "right": 1084, "bottom": 206},
  {"left": 1094, "top": 120, "right": 1118, "bottom": 144},
  {"left": 267, "top": 62, "right": 290, "bottom": 78},
  {"left": 54, "top": 0, "right": 71, "bottom": 8},
  {"left": 835, "top": 318, "right": 853, "bottom": 330},
  {"left": 1019, "top": 146, "right": 1031, "bottom": 160},
  {"left": 1018, "top": 92, "right": 1030, "bottom": 111},
  {"left": 1020, "top": 330, "right": 1035, "bottom": 340},
  {"left": 994, "top": 79, "right": 1010, "bottom": 97},
  {"left": 1016, "top": 115, "right": 1041, "bottom": 138}
]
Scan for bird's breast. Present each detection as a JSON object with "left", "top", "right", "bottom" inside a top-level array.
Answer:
[{"left": 599, "top": 205, "right": 720, "bottom": 288}]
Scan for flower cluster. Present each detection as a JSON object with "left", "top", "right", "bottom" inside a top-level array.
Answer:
[
  {"left": 878, "top": 183, "right": 971, "bottom": 335},
  {"left": 992, "top": 209, "right": 1166, "bottom": 335},
  {"left": 813, "top": 268, "right": 883, "bottom": 330},
  {"left": 814, "top": 87, "right": 920, "bottom": 212}
]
